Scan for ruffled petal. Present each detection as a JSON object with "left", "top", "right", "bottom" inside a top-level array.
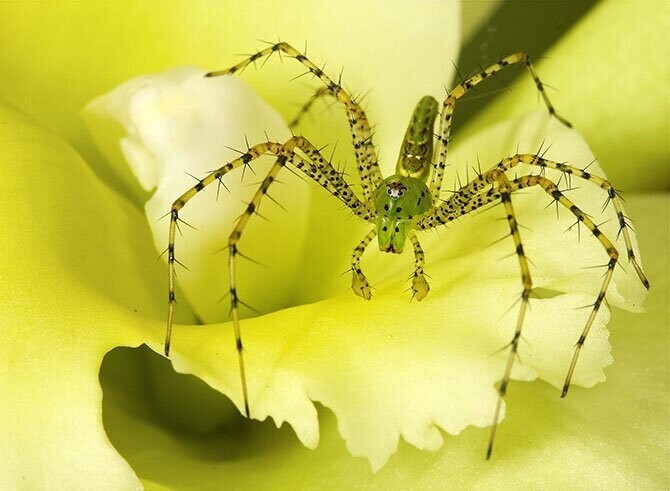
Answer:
[{"left": 102, "top": 193, "right": 669, "bottom": 487}]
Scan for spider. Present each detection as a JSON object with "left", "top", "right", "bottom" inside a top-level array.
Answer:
[{"left": 162, "top": 42, "right": 649, "bottom": 458}]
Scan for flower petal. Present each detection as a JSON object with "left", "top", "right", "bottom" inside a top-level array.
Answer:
[
  {"left": 0, "top": 100, "right": 193, "bottom": 487},
  {"left": 84, "top": 67, "right": 307, "bottom": 323},
  {"left": 101, "top": 193, "right": 668, "bottom": 487},
  {"left": 86, "top": 60, "right": 647, "bottom": 472},
  {"left": 0, "top": 0, "right": 462, "bottom": 204}
]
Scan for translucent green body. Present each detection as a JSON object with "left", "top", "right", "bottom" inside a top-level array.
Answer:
[
  {"left": 374, "top": 96, "right": 438, "bottom": 253},
  {"left": 166, "top": 43, "right": 649, "bottom": 460}
]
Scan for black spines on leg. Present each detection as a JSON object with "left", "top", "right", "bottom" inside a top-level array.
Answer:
[{"left": 230, "top": 287, "right": 238, "bottom": 308}]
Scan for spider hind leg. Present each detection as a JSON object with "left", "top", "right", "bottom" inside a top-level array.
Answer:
[{"left": 430, "top": 53, "right": 571, "bottom": 207}]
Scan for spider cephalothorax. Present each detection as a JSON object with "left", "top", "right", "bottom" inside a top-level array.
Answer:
[
  {"left": 372, "top": 98, "right": 437, "bottom": 255},
  {"left": 163, "top": 42, "right": 649, "bottom": 458},
  {"left": 374, "top": 174, "right": 431, "bottom": 254}
]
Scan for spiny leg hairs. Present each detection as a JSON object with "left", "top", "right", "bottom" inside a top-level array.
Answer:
[{"left": 162, "top": 41, "right": 649, "bottom": 459}]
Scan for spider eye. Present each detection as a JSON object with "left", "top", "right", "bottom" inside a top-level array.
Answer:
[{"left": 386, "top": 181, "right": 407, "bottom": 199}]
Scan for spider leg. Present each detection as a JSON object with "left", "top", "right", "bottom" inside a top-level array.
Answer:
[
  {"left": 166, "top": 140, "right": 282, "bottom": 361},
  {"left": 430, "top": 53, "right": 571, "bottom": 206},
  {"left": 407, "top": 230, "right": 430, "bottom": 301},
  {"left": 512, "top": 154, "right": 649, "bottom": 289},
  {"left": 416, "top": 166, "right": 500, "bottom": 230},
  {"left": 166, "top": 135, "right": 367, "bottom": 417},
  {"left": 423, "top": 153, "right": 646, "bottom": 389},
  {"left": 351, "top": 228, "right": 377, "bottom": 300},
  {"left": 418, "top": 156, "right": 644, "bottom": 456},
  {"left": 504, "top": 175, "right": 620, "bottom": 397},
  {"left": 485, "top": 171, "right": 532, "bottom": 460},
  {"left": 428, "top": 153, "right": 648, "bottom": 288},
  {"left": 226, "top": 156, "right": 289, "bottom": 418},
  {"left": 207, "top": 42, "right": 383, "bottom": 206},
  {"left": 289, "top": 138, "right": 375, "bottom": 220},
  {"left": 423, "top": 151, "right": 648, "bottom": 285},
  {"left": 288, "top": 86, "right": 331, "bottom": 129}
]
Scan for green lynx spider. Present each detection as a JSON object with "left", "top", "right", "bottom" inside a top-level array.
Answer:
[{"left": 163, "top": 42, "right": 649, "bottom": 458}]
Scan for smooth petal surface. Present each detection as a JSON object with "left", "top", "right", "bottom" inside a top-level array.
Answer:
[
  {"left": 85, "top": 68, "right": 307, "bottom": 322},
  {"left": 0, "top": 101, "right": 171, "bottom": 488}
]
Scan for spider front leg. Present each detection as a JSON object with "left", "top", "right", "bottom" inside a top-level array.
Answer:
[
  {"left": 408, "top": 230, "right": 430, "bottom": 301},
  {"left": 166, "top": 140, "right": 285, "bottom": 359},
  {"left": 226, "top": 152, "right": 293, "bottom": 417},
  {"left": 430, "top": 53, "right": 571, "bottom": 205},
  {"left": 418, "top": 160, "right": 640, "bottom": 457},
  {"left": 424, "top": 152, "right": 647, "bottom": 292},
  {"left": 415, "top": 174, "right": 532, "bottom": 458},
  {"left": 166, "top": 135, "right": 368, "bottom": 417},
  {"left": 207, "top": 41, "right": 383, "bottom": 205},
  {"left": 514, "top": 154, "right": 649, "bottom": 289},
  {"left": 166, "top": 140, "right": 288, "bottom": 416},
  {"left": 427, "top": 157, "right": 644, "bottom": 392},
  {"left": 351, "top": 229, "right": 377, "bottom": 300}
]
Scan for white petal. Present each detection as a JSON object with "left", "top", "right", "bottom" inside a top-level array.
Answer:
[{"left": 84, "top": 67, "right": 310, "bottom": 322}]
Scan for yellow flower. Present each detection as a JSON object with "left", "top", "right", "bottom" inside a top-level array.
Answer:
[{"left": 0, "top": 1, "right": 667, "bottom": 488}]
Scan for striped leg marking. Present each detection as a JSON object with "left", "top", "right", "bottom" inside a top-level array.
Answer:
[
  {"left": 351, "top": 228, "right": 377, "bottom": 300},
  {"left": 165, "top": 136, "right": 365, "bottom": 417},
  {"left": 288, "top": 86, "right": 331, "bottom": 129},
  {"left": 408, "top": 230, "right": 430, "bottom": 301},
  {"left": 416, "top": 158, "right": 647, "bottom": 457},
  {"left": 505, "top": 175, "right": 622, "bottom": 397},
  {"left": 486, "top": 171, "right": 533, "bottom": 460},
  {"left": 207, "top": 42, "right": 383, "bottom": 206},
  {"left": 430, "top": 53, "right": 571, "bottom": 206},
  {"left": 423, "top": 150, "right": 649, "bottom": 290}
]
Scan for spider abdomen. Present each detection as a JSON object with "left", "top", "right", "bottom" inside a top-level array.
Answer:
[{"left": 396, "top": 95, "right": 438, "bottom": 180}]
